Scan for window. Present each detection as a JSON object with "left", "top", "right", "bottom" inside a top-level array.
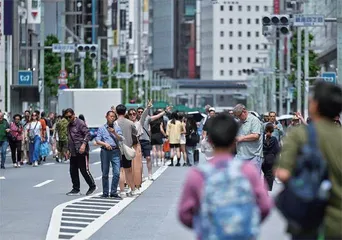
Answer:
[
  {"left": 229, "top": 70, "right": 233, "bottom": 76},
  {"left": 220, "top": 44, "right": 224, "bottom": 50},
  {"left": 220, "top": 18, "right": 224, "bottom": 24},
  {"left": 220, "top": 5, "right": 224, "bottom": 11},
  {"left": 247, "top": 44, "right": 251, "bottom": 50},
  {"left": 238, "top": 5, "right": 242, "bottom": 11},
  {"left": 220, "top": 70, "right": 224, "bottom": 76},
  {"left": 256, "top": 6, "right": 260, "bottom": 11},
  {"left": 229, "top": 18, "right": 233, "bottom": 24},
  {"left": 247, "top": 19, "right": 251, "bottom": 24},
  {"left": 256, "top": 19, "right": 260, "bottom": 24},
  {"left": 238, "top": 70, "right": 242, "bottom": 76},
  {"left": 229, "top": 5, "right": 233, "bottom": 11},
  {"left": 256, "top": 58, "right": 259, "bottom": 63},
  {"left": 247, "top": 31, "right": 251, "bottom": 37},
  {"left": 220, "top": 31, "right": 224, "bottom": 37},
  {"left": 264, "top": 44, "right": 268, "bottom": 49},
  {"left": 256, "top": 31, "right": 260, "bottom": 37},
  {"left": 238, "top": 57, "right": 242, "bottom": 63},
  {"left": 229, "top": 31, "right": 233, "bottom": 37},
  {"left": 238, "top": 31, "right": 242, "bottom": 37},
  {"left": 247, "top": 57, "right": 251, "bottom": 63},
  {"left": 238, "top": 44, "right": 242, "bottom": 50},
  {"left": 255, "top": 44, "right": 259, "bottom": 50},
  {"left": 264, "top": 6, "right": 268, "bottom": 12},
  {"left": 247, "top": 5, "right": 251, "bottom": 11},
  {"left": 229, "top": 44, "right": 233, "bottom": 50},
  {"left": 229, "top": 57, "right": 233, "bottom": 63},
  {"left": 238, "top": 19, "right": 242, "bottom": 24},
  {"left": 220, "top": 57, "right": 224, "bottom": 63}
]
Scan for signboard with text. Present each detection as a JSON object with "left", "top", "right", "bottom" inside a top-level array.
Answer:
[
  {"left": 52, "top": 44, "right": 75, "bottom": 53},
  {"left": 293, "top": 14, "right": 325, "bottom": 27},
  {"left": 18, "top": 71, "right": 33, "bottom": 85}
]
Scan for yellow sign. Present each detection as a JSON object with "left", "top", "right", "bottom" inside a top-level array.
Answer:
[
  {"left": 113, "top": 30, "right": 118, "bottom": 46},
  {"left": 143, "top": 0, "right": 148, "bottom": 12}
]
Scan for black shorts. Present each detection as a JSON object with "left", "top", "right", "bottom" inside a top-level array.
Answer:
[
  {"left": 140, "top": 140, "right": 151, "bottom": 158},
  {"left": 120, "top": 154, "right": 132, "bottom": 169},
  {"left": 170, "top": 144, "right": 180, "bottom": 149},
  {"left": 151, "top": 133, "right": 163, "bottom": 146}
]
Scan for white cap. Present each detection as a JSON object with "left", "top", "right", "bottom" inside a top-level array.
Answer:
[{"left": 209, "top": 107, "right": 215, "bottom": 112}]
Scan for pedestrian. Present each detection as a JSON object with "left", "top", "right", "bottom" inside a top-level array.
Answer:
[
  {"left": 0, "top": 112, "right": 10, "bottom": 169},
  {"left": 9, "top": 114, "right": 23, "bottom": 168},
  {"left": 166, "top": 112, "right": 183, "bottom": 166},
  {"left": 233, "top": 104, "right": 263, "bottom": 173},
  {"left": 179, "top": 115, "right": 187, "bottom": 166},
  {"left": 276, "top": 81, "right": 342, "bottom": 240},
  {"left": 26, "top": 112, "right": 43, "bottom": 167},
  {"left": 21, "top": 110, "right": 30, "bottom": 163},
  {"left": 55, "top": 113, "right": 69, "bottom": 163},
  {"left": 266, "top": 111, "right": 284, "bottom": 143},
  {"left": 178, "top": 113, "right": 272, "bottom": 239},
  {"left": 262, "top": 123, "right": 280, "bottom": 191},
  {"left": 64, "top": 108, "right": 96, "bottom": 196},
  {"left": 185, "top": 116, "right": 199, "bottom": 166},
  {"left": 150, "top": 110, "right": 167, "bottom": 167},
  {"left": 96, "top": 110, "right": 124, "bottom": 199}
]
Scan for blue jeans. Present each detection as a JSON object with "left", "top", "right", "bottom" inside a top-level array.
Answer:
[
  {"left": 186, "top": 145, "right": 196, "bottom": 166},
  {"left": 100, "top": 149, "right": 121, "bottom": 195},
  {"left": 234, "top": 155, "right": 263, "bottom": 174},
  {"left": 29, "top": 136, "right": 41, "bottom": 163},
  {"left": 0, "top": 141, "right": 8, "bottom": 167}
]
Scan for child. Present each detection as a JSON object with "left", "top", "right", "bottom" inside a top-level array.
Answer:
[
  {"left": 178, "top": 113, "right": 272, "bottom": 239},
  {"left": 262, "top": 123, "right": 280, "bottom": 191}
]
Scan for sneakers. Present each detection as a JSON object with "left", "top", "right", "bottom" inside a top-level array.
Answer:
[
  {"left": 175, "top": 162, "right": 181, "bottom": 167},
  {"left": 148, "top": 174, "right": 154, "bottom": 181},
  {"left": 101, "top": 193, "right": 109, "bottom": 198},
  {"left": 55, "top": 157, "right": 61, "bottom": 163},
  {"left": 182, "top": 163, "right": 187, "bottom": 167},
  {"left": 168, "top": 162, "right": 174, "bottom": 167},
  {"left": 1, "top": 166, "right": 5, "bottom": 169},
  {"left": 66, "top": 189, "right": 81, "bottom": 196},
  {"left": 110, "top": 193, "right": 123, "bottom": 200},
  {"left": 126, "top": 189, "right": 133, "bottom": 197},
  {"left": 13, "top": 163, "right": 17, "bottom": 168},
  {"left": 86, "top": 186, "right": 97, "bottom": 196},
  {"left": 33, "top": 161, "right": 38, "bottom": 167},
  {"left": 132, "top": 188, "right": 141, "bottom": 195}
]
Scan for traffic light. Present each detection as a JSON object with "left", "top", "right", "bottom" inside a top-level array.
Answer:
[
  {"left": 242, "top": 69, "right": 255, "bottom": 75},
  {"left": 262, "top": 15, "right": 290, "bottom": 35},
  {"left": 133, "top": 73, "right": 145, "bottom": 78},
  {"left": 76, "top": 44, "right": 98, "bottom": 59}
]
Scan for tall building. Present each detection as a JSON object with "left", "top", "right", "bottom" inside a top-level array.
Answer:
[{"left": 200, "top": 0, "right": 273, "bottom": 80}]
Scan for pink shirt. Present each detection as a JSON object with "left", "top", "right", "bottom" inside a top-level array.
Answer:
[
  {"left": 178, "top": 153, "right": 273, "bottom": 230},
  {"left": 10, "top": 122, "right": 23, "bottom": 141}
]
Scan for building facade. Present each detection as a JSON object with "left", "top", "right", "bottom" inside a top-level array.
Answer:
[{"left": 200, "top": 0, "right": 273, "bottom": 80}]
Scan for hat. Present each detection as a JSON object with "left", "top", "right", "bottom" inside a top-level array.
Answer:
[{"left": 209, "top": 107, "right": 216, "bottom": 112}]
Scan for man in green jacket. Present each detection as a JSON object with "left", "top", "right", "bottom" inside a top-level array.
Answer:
[{"left": 0, "top": 112, "right": 10, "bottom": 169}]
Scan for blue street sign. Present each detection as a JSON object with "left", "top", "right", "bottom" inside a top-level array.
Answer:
[
  {"left": 18, "top": 71, "right": 33, "bottom": 85},
  {"left": 293, "top": 14, "right": 325, "bottom": 27},
  {"left": 322, "top": 72, "right": 337, "bottom": 84}
]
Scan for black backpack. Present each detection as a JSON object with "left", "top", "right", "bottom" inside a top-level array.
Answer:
[{"left": 276, "top": 124, "right": 329, "bottom": 231}]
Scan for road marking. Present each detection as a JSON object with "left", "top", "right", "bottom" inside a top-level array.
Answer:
[
  {"left": 46, "top": 162, "right": 170, "bottom": 240},
  {"left": 0, "top": 176, "right": 5, "bottom": 180},
  {"left": 94, "top": 176, "right": 102, "bottom": 180},
  {"left": 91, "top": 148, "right": 101, "bottom": 153},
  {"left": 92, "top": 161, "right": 101, "bottom": 165},
  {"left": 33, "top": 180, "right": 54, "bottom": 188},
  {"left": 43, "top": 163, "right": 55, "bottom": 166}
]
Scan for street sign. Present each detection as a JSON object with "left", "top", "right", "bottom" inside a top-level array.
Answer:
[
  {"left": 27, "top": 0, "right": 41, "bottom": 24},
  {"left": 58, "top": 78, "right": 68, "bottom": 84},
  {"left": 18, "top": 71, "right": 33, "bottom": 85},
  {"left": 322, "top": 72, "right": 337, "bottom": 84},
  {"left": 59, "top": 69, "right": 68, "bottom": 78},
  {"left": 293, "top": 14, "right": 325, "bottom": 27},
  {"left": 116, "top": 72, "right": 132, "bottom": 79},
  {"left": 52, "top": 44, "right": 76, "bottom": 53}
]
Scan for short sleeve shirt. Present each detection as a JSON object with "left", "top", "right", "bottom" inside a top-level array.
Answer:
[
  {"left": 236, "top": 114, "right": 263, "bottom": 159},
  {"left": 26, "top": 121, "right": 42, "bottom": 137}
]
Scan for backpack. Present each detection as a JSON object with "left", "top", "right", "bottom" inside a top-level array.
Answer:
[
  {"left": 187, "top": 129, "right": 200, "bottom": 145},
  {"left": 275, "top": 123, "right": 329, "bottom": 231},
  {"left": 194, "top": 159, "right": 260, "bottom": 240}
]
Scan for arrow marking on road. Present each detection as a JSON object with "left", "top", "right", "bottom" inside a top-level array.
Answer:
[{"left": 34, "top": 180, "right": 54, "bottom": 188}]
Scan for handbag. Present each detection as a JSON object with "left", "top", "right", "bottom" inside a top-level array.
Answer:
[{"left": 106, "top": 125, "right": 136, "bottom": 161}]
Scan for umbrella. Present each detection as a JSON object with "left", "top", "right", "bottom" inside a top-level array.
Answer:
[
  {"left": 187, "top": 111, "right": 204, "bottom": 122},
  {"left": 277, "top": 114, "right": 294, "bottom": 121}
]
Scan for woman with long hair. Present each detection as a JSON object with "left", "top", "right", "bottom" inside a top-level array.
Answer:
[
  {"left": 179, "top": 114, "right": 187, "bottom": 166},
  {"left": 25, "top": 112, "right": 43, "bottom": 167},
  {"left": 166, "top": 112, "right": 183, "bottom": 166},
  {"left": 185, "top": 116, "right": 199, "bottom": 166},
  {"left": 9, "top": 114, "right": 23, "bottom": 167},
  {"left": 150, "top": 110, "right": 167, "bottom": 166}
]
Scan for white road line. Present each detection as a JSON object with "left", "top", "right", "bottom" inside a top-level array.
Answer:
[
  {"left": 64, "top": 207, "right": 106, "bottom": 213},
  {"left": 92, "top": 161, "right": 101, "bottom": 165},
  {"left": 61, "top": 215, "right": 98, "bottom": 221},
  {"left": 60, "top": 220, "right": 90, "bottom": 226},
  {"left": 94, "top": 176, "right": 102, "bottom": 180},
  {"left": 59, "top": 225, "right": 85, "bottom": 230},
  {"left": 33, "top": 180, "right": 54, "bottom": 188},
  {"left": 0, "top": 176, "right": 5, "bottom": 180},
  {"left": 43, "top": 163, "right": 55, "bottom": 166},
  {"left": 91, "top": 148, "right": 101, "bottom": 153}
]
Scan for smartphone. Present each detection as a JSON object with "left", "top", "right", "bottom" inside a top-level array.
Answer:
[{"left": 108, "top": 123, "right": 114, "bottom": 128}]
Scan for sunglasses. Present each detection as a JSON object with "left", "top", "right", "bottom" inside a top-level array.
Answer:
[
  {"left": 129, "top": 112, "right": 137, "bottom": 116},
  {"left": 32, "top": 114, "right": 37, "bottom": 117},
  {"left": 137, "top": 111, "right": 143, "bottom": 114}
]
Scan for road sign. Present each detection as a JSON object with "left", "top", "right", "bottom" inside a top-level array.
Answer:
[
  {"left": 322, "top": 72, "right": 337, "bottom": 84},
  {"left": 58, "top": 78, "right": 68, "bottom": 84},
  {"left": 27, "top": 0, "right": 41, "bottom": 24},
  {"left": 116, "top": 72, "right": 132, "bottom": 79},
  {"left": 59, "top": 69, "right": 68, "bottom": 78},
  {"left": 293, "top": 14, "right": 325, "bottom": 27},
  {"left": 18, "top": 71, "right": 33, "bottom": 85},
  {"left": 52, "top": 44, "right": 76, "bottom": 53}
]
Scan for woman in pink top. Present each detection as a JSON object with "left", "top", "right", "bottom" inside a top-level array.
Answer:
[
  {"left": 178, "top": 113, "right": 272, "bottom": 239},
  {"left": 9, "top": 114, "right": 24, "bottom": 167}
]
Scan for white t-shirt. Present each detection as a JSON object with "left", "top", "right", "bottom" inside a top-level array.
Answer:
[{"left": 26, "top": 121, "right": 42, "bottom": 137}]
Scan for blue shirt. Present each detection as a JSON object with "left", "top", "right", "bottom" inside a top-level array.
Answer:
[{"left": 95, "top": 123, "right": 123, "bottom": 148}]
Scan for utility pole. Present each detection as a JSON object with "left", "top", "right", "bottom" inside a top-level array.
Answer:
[
  {"left": 108, "top": 46, "right": 112, "bottom": 88},
  {"left": 286, "top": 34, "right": 291, "bottom": 114},
  {"left": 304, "top": 27, "right": 309, "bottom": 120},
  {"left": 337, "top": 1, "right": 342, "bottom": 85},
  {"left": 278, "top": 35, "right": 284, "bottom": 116},
  {"left": 80, "top": 26, "right": 85, "bottom": 88},
  {"left": 271, "top": 33, "right": 277, "bottom": 113},
  {"left": 125, "top": 1, "right": 130, "bottom": 103},
  {"left": 296, "top": 27, "right": 302, "bottom": 112},
  {"left": 12, "top": 0, "right": 20, "bottom": 112},
  {"left": 39, "top": 1, "right": 45, "bottom": 112},
  {"left": 97, "top": 39, "right": 102, "bottom": 88},
  {"left": 117, "top": 0, "right": 121, "bottom": 88},
  {"left": 61, "top": 0, "right": 65, "bottom": 71}
]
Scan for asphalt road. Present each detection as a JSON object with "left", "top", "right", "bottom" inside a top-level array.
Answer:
[{"left": 0, "top": 146, "right": 291, "bottom": 240}]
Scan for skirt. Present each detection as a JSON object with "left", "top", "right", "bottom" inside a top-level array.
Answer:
[
  {"left": 132, "top": 144, "right": 143, "bottom": 187},
  {"left": 180, "top": 134, "right": 186, "bottom": 145}
]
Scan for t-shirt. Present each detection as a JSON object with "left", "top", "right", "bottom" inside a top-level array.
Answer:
[
  {"left": 26, "top": 121, "right": 42, "bottom": 137},
  {"left": 0, "top": 120, "right": 9, "bottom": 142},
  {"left": 166, "top": 120, "right": 183, "bottom": 144},
  {"left": 277, "top": 120, "right": 342, "bottom": 238},
  {"left": 56, "top": 118, "right": 69, "bottom": 142},
  {"left": 116, "top": 117, "right": 137, "bottom": 147},
  {"left": 139, "top": 116, "right": 152, "bottom": 141}
]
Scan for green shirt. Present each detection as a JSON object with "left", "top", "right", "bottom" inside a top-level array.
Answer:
[
  {"left": 277, "top": 119, "right": 342, "bottom": 238},
  {"left": 0, "top": 120, "right": 9, "bottom": 142},
  {"left": 56, "top": 118, "right": 69, "bottom": 142}
]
